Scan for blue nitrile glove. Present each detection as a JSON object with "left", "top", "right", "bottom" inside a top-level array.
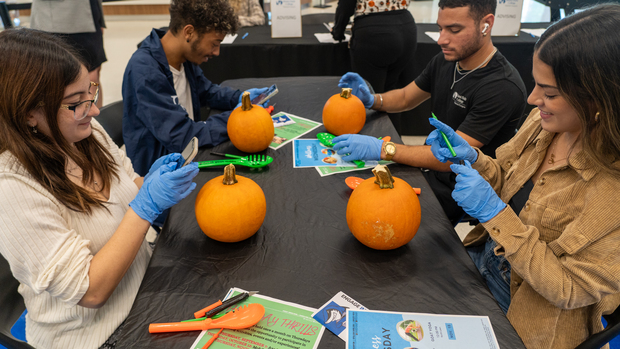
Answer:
[
  {"left": 332, "top": 134, "right": 382, "bottom": 161},
  {"left": 239, "top": 87, "right": 270, "bottom": 108},
  {"left": 426, "top": 118, "right": 478, "bottom": 164},
  {"left": 129, "top": 162, "right": 199, "bottom": 224},
  {"left": 450, "top": 161, "right": 506, "bottom": 223},
  {"left": 338, "top": 72, "right": 374, "bottom": 108},
  {"left": 144, "top": 153, "right": 182, "bottom": 182}
]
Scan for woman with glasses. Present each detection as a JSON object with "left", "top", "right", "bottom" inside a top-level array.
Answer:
[{"left": 0, "top": 28, "right": 199, "bottom": 349}]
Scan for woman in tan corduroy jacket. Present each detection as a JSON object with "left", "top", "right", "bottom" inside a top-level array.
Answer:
[{"left": 426, "top": 3, "right": 620, "bottom": 348}]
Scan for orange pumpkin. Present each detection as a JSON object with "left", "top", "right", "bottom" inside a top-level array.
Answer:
[
  {"left": 346, "top": 165, "right": 421, "bottom": 250},
  {"left": 195, "top": 164, "right": 266, "bottom": 242},
  {"left": 228, "top": 91, "right": 274, "bottom": 153},
  {"left": 322, "top": 88, "right": 366, "bottom": 136}
]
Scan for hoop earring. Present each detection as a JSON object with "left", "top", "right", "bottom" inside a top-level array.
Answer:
[
  {"left": 595, "top": 112, "right": 600, "bottom": 122},
  {"left": 31, "top": 125, "right": 38, "bottom": 134}
]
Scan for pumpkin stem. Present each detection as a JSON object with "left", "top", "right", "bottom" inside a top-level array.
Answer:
[
  {"left": 340, "top": 88, "right": 353, "bottom": 99},
  {"left": 372, "top": 164, "right": 394, "bottom": 189},
  {"left": 222, "top": 164, "right": 238, "bottom": 185},
  {"left": 241, "top": 91, "right": 253, "bottom": 111}
]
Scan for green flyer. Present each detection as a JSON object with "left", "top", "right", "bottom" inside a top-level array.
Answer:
[
  {"left": 270, "top": 112, "right": 322, "bottom": 150},
  {"left": 190, "top": 288, "right": 325, "bottom": 349},
  {"left": 315, "top": 161, "right": 394, "bottom": 177}
]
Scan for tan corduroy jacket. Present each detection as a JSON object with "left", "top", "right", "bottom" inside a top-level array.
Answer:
[{"left": 464, "top": 108, "right": 620, "bottom": 349}]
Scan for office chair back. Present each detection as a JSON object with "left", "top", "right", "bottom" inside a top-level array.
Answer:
[
  {"left": 97, "top": 100, "right": 124, "bottom": 148},
  {"left": 575, "top": 305, "right": 620, "bottom": 349},
  {"left": 0, "top": 254, "right": 34, "bottom": 349}
]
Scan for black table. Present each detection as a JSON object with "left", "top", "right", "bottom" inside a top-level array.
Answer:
[
  {"left": 201, "top": 15, "right": 547, "bottom": 135},
  {"left": 115, "top": 76, "right": 525, "bottom": 349}
]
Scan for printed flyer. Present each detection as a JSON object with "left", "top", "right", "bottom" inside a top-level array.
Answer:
[
  {"left": 311, "top": 292, "right": 367, "bottom": 341},
  {"left": 346, "top": 309, "right": 500, "bottom": 349},
  {"left": 315, "top": 160, "right": 393, "bottom": 177},
  {"left": 293, "top": 139, "right": 357, "bottom": 167},
  {"left": 270, "top": 112, "right": 322, "bottom": 150},
  {"left": 190, "top": 288, "right": 325, "bottom": 349}
]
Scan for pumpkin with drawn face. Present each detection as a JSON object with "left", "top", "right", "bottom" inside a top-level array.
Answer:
[
  {"left": 346, "top": 165, "right": 421, "bottom": 250},
  {"left": 195, "top": 164, "right": 266, "bottom": 242},
  {"left": 322, "top": 88, "right": 366, "bottom": 136}
]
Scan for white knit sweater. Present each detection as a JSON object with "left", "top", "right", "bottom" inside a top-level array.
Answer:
[{"left": 0, "top": 120, "right": 152, "bottom": 349}]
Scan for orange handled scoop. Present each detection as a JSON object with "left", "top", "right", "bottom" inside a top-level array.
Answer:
[{"left": 149, "top": 303, "right": 265, "bottom": 334}]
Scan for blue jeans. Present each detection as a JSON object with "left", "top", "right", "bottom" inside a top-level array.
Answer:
[{"left": 467, "top": 237, "right": 512, "bottom": 313}]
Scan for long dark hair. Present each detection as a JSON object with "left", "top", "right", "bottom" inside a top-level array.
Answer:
[
  {"left": 535, "top": 3, "right": 620, "bottom": 174},
  {"left": 0, "top": 28, "right": 118, "bottom": 213}
]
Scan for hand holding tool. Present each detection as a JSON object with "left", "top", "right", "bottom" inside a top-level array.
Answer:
[{"left": 427, "top": 115, "right": 477, "bottom": 165}]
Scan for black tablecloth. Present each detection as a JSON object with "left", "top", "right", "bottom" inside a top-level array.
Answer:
[
  {"left": 114, "top": 76, "right": 525, "bottom": 349},
  {"left": 200, "top": 15, "right": 546, "bottom": 135}
]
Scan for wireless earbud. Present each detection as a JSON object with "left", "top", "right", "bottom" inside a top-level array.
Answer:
[{"left": 482, "top": 23, "right": 490, "bottom": 35}]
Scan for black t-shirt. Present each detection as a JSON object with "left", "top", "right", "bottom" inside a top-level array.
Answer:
[{"left": 415, "top": 51, "right": 526, "bottom": 157}]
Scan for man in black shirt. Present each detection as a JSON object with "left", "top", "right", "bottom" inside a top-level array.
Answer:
[{"left": 333, "top": 0, "right": 526, "bottom": 226}]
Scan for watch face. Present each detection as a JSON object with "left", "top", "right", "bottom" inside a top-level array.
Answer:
[{"left": 386, "top": 144, "right": 396, "bottom": 154}]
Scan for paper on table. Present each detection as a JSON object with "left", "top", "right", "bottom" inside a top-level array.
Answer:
[
  {"left": 269, "top": 112, "right": 322, "bottom": 150},
  {"left": 346, "top": 309, "right": 501, "bottom": 349},
  {"left": 322, "top": 22, "right": 352, "bottom": 31},
  {"left": 189, "top": 287, "right": 325, "bottom": 349},
  {"left": 314, "top": 33, "right": 351, "bottom": 43},
  {"left": 314, "top": 160, "right": 393, "bottom": 177},
  {"left": 222, "top": 34, "right": 238, "bottom": 44},
  {"left": 312, "top": 291, "right": 367, "bottom": 341},
  {"left": 520, "top": 28, "right": 547, "bottom": 37},
  {"left": 425, "top": 31, "right": 440, "bottom": 42}
]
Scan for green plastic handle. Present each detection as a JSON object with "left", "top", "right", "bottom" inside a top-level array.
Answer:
[{"left": 432, "top": 113, "right": 457, "bottom": 157}]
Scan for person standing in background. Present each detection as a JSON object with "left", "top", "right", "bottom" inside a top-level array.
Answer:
[
  {"left": 229, "top": 0, "right": 265, "bottom": 27},
  {"left": 331, "top": 0, "right": 417, "bottom": 133},
  {"left": 30, "top": 0, "right": 107, "bottom": 108}
]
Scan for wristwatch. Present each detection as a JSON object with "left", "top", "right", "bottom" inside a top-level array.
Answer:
[{"left": 383, "top": 141, "right": 396, "bottom": 161}]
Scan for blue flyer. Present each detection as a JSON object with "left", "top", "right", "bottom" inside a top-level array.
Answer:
[
  {"left": 293, "top": 139, "right": 356, "bottom": 167},
  {"left": 312, "top": 292, "right": 367, "bottom": 341},
  {"left": 346, "top": 309, "right": 500, "bottom": 349}
]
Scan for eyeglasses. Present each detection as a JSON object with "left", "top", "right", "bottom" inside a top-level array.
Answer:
[{"left": 59, "top": 82, "right": 99, "bottom": 120}]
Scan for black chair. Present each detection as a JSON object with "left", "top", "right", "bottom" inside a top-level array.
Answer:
[
  {"left": 575, "top": 305, "right": 620, "bottom": 349},
  {"left": 97, "top": 100, "right": 124, "bottom": 148},
  {"left": 0, "top": 254, "right": 34, "bottom": 349}
]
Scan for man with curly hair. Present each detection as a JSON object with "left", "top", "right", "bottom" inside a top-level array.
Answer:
[{"left": 122, "top": 0, "right": 270, "bottom": 177}]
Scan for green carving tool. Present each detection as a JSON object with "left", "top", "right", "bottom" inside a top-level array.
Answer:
[{"left": 431, "top": 113, "right": 457, "bottom": 158}]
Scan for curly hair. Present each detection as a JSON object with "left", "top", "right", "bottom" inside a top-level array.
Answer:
[{"left": 169, "top": 0, "right": 239, "bottom": 35}]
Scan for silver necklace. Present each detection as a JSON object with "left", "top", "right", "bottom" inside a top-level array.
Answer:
[
  {"left": 451, "top": 47, "right": 498, "bottom": 89},
  {"left": 67, "top": 167, "right": 101, "bottom": 191}
]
